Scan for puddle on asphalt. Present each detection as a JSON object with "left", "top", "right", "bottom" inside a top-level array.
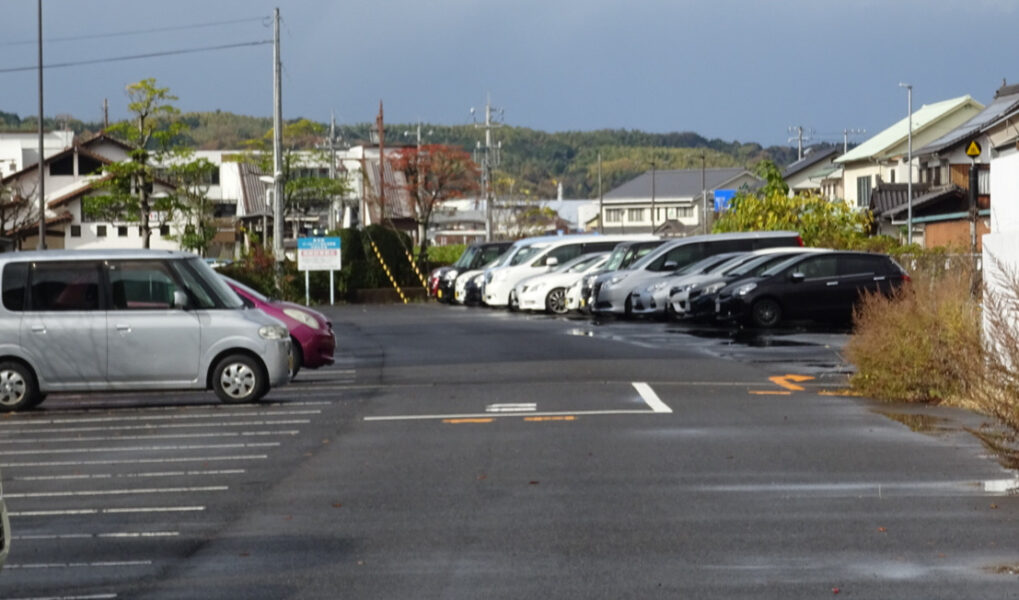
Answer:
[
  {"left": 968, "top": 427, "right": 1019, "bottom": 471},
  {"left": 874, "top": 411, "right": 953, "bottom": 434}
]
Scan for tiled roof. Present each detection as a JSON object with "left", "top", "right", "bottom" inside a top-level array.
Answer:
[
  {"left": 783, "top": 147, "right": 839, "bottom": 178},
  {"left": 605, "top": 167, "right": 755, "bottom": 200},
  {"left": 917, "top": 84, "right": 1019, "bottom": 155},
  {"left": 237, "top": 161, "right": 269, "bottom": 217}
]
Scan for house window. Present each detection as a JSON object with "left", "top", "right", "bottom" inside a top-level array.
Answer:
[
  {"left": 70, "top": 225, "right": 81, "bottom": 237},
  {"left": 627, "top": 208, "right": 645, "bottom": 222},
  {"left": 666, "top": 207, "right": 677, "bottom": 219},
  {"left": 159, "top": 224, "right": 170, "bottom": 236},
  {"left": 677, "top": 206, "right": 693, "bottom": 218},
  {"left": 118, "top": 226, "right": 128, "bottom": 237},
  {"left": 604, "top": 209, "right": 623, "bottom": 223},
  {"left": 979, "top": 168, "right": 990, "bottom": 195},
  {"left": 855, "top": 176, "right": 872, "bottom": 208},
  {"left": 96, "top": 225, "right": 107, "bottom": 237},
  {"left": 889, "top": 170, "right": 896, "bottom": 183}
]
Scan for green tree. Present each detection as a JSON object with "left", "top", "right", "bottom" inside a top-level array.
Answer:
[
  {"left": 88, "top": 78, "right": 189, "bottom": 248},
  {"left": 714, "top": 190, "right": 872, "bottom": 248},
  {"left": 245, "top": 119, "right": 349, "bottom": 239},
  {"left": 165, "top": 153, "right": 218, "bottom": 255}
]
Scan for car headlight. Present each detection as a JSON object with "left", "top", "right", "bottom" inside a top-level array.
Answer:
[
  {"left": 702, "top": 282, "right": 726, "bottom": 295},
  {"left": 283, "top": 308, "right": 320, "bottom": 330},
  {"left": 650, "top": 280, "right": 670, "bottom": 292},
  {"left": 607, "top": 274, "right": 627, "bottom": 287},
  {"left": 259, "top": 325, "right": 289, "bottom": 340},
  {"left": 734, "top": 282, "right": 758, "bottom": 296}
]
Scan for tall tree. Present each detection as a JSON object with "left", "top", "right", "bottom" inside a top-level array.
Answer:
[
  {"left": 245, "top": 118, "right": 349, "bottom": 241},
  {"left": 89, "top": 78, "right": 187, "bottom": 248},
  {"left": 390, "top": 144, "right": 480, "bottom": 262},
  {"left": 165, "top": 153, "right": 218, "bottom": 255},
  {"left": 0, "top": 179, "right": 38, "bottom": 250}
]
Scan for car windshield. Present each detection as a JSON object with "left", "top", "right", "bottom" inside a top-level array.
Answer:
[
  {"left": 760, "top": 254, "right": 807, "bottom": 277},
  {"left": 564, "top": 253, "right": 606, "bottom": 273},
  {"left": 510, "top": 245, "right": 546, "bottom": 266},
  {"left": 453, "top": 246, "right": 480, "bottom": 269},
  {"left": 178, "top": 257, "right": 244, "bottom": 309},
  {"left": 725, "top": 253, "right": 800, "bottom": 277},
  {"left": 220, "top": 274, "right": 269, "bottom": 303},
  {"left": 673, "top": 253, "right": 741, "bottom": 276},
  {"left": 603, "top": 245, "right": 631, "bottom": 270}
]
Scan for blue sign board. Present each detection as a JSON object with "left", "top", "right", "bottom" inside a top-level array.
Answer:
[{"left": 714, "top": 189, "right": 737, "bottom": 212}]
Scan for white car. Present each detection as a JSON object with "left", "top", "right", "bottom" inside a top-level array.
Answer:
[
  {"left": 1, "top": 473, "right": 9, "bottom": 570},
  {"left": 515, "top": 253, "right": 609, "bottom": 313},
  {"left": 565, "top": 239, "right": 666, "bottom": 312},
  {"left": 484, "top": 234, "right": 656, "bottom": 308}
]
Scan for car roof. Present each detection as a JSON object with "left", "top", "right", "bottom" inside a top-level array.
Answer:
[{"left": 0, "top": 249, "right": 196, "bottom": 264}]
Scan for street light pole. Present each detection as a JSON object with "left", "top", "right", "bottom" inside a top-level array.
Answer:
[
  {"left": 650, "top": 161, "right": 656, "bottom": 233},
  {"left": 36, "top": 0, "right": 45, "bottom": 249},
  {"left": 899, "top": 82, "right": 913, "bottom": 245}
]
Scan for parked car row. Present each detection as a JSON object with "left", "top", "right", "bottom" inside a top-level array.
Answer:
[{"left": 429, "top": 232, "right": 910, "bottom": 329}]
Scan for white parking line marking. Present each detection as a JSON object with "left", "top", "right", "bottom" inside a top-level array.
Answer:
[
  {"left": 6, "top": 590, "right": 117, "bottom": 594},
  {"left": 6, "top": 486, "right": 227, "bottom": 499},
  {"left": 1, "top": 454, "right": 268, "bottom": 468},
  {"left": 486, "top": 403, "right": 537, "bottom": 413},
  {"left": 0, "top": 410, "right": 321, "bottom": 428},
  {"left": 14, "top": 469, "right": 245, "bottom": 481},
  {"left": 0, "top": 442, "right": 280, "bottom": 456},
  {"left": 365, "top": 409, "right": 656, "bottom": 422},
  {"left": 633, "top": 382, "right": 672, "bottom": 413},
  {"left": 0, "top": 419, "right": 311, "bottom": 435},
  {"left": 0, "top": 430, "right": 300, "bottom": 444},
  {"left": 11, "top": 506, "right": 205, "bottom": 517},
  {"left": 6, "top": 560, "right": 150, "bottom": 569},
  {"left": 15, "top": 531, "right": 178, "bottom": 540}
]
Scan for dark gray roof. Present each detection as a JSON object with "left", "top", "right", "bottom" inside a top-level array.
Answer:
[
  {"left": 917, "top": 83, "right": 1019, "bottom": 156},
  {"left": 238, "top": 161, "right": 269, "bottom": 217},
  {"left": 782, "top": 147, "right": 839, "bottom": 178},
  {"left": 604, "top": 167, "right": 755, "bottom": 200}
]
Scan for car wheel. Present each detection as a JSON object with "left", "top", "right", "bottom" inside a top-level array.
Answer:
[
  {"left": 508, "top": 290, "right": 519, "bottom": 312},
  {"left": 0, "top": 361, "right": 41, "bottom": 412},
  {"left": 623, "top": 294, "right": 633, "bottom": 319},
  {"left": 212, "top": 354, "right": 267, "bottom": 404},
  {"left": 665, "top": 300, "right": 677, "bottom": 320},
  {"left": 751, "top": 298, "right": 782, "bottom": 328},
  {"left": 545, "top": 287, "right": 568, "bottom": 314},
  {"left": 289, "top": 338, "right": 303, "bottom": 381}
]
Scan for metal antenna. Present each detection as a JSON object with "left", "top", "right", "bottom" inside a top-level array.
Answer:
[{"left": 841, "top": 128, "right": 866, "bottom": 154}]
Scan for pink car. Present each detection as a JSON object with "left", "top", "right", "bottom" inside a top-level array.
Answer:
[{"left": 222, "top": 276, "right": 335, "bottom": 379}]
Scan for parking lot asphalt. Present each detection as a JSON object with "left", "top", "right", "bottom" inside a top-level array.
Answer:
[{"left": 1, "top": 302, "right": 1017, "bottom": 599}]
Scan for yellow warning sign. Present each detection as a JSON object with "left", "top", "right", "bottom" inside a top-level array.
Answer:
[{"left": 966, "top": 140, "right": 982, "bottom": 157}]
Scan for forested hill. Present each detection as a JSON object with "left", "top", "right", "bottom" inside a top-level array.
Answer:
[{"left": 1, "top": 109, "right": 803, "bottom": 199}]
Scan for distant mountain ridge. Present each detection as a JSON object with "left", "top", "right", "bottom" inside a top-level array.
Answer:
[{"left": 0, "top": 109, "right": 805, "bottom": 198}]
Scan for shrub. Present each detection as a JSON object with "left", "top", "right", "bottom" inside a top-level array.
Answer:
[
  {"left": 845, "top": 255, "right": 983, "bottom": 404},
  {"left": 424, "top": 244, "right": 467, "bottom": 268}
]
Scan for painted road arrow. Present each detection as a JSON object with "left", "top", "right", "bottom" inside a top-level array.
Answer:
[{"left": 768, "top": 374, "right": 815, "bottom": 391}]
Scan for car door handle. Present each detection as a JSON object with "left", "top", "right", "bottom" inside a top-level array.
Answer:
[
  {"left": 873, "top": 275, "right": 886, "bottom": 281},
  {"left": 115, "top": 324, "right": 132, "bottom": 333},
  {"left": 826, "top": 281, "right": 839, "bottom": 286},
  {"left": 31, "top": 325, "right": 46, "bottom": 334}
]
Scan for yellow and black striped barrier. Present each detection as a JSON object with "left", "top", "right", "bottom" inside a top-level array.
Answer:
[{"left": 369, "top": 239, "right": 408, "bottom": 304}]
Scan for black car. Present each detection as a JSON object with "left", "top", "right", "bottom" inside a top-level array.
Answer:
[
  {"left": 429, "top": 241, "right": 512, "bottom": 303},
  {"left": 714, "top": 251, "right": 909, "bottom": 328}
]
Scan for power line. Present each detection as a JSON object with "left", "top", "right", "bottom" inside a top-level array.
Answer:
[
  {"left": 0, "top": 40, "right": 272, "bottom": 74},
  {"left": 0, "top": 16, "right": 268, "bottom": 47}
]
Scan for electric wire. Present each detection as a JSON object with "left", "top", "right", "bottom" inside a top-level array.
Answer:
[
  {"left": 0, "top": 16, "right": 267, "bottom": 47},
  {"left": 0, "top": 40, "right": 273, "bottom": 74}
]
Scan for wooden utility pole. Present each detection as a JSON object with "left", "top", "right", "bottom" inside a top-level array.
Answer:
[{"left": 376, "top": 100, "right": 385, "bottom": 222}]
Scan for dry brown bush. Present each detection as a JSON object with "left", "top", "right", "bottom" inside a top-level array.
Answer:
[
  {"left": 845, "top": 255, "right": 983, "bottom": 405},
  {"left": 967, "top": 256, "right": 1019, "bottom": 431}
]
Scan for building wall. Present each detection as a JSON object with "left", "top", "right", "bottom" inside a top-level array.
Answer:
[{"left": 925, "top": 219, "right": 989, "bottom": 251}]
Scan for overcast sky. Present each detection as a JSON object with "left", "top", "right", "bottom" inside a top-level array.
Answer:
[{"left": 3, "top": 0, "right": 1017, "bottom": 148}]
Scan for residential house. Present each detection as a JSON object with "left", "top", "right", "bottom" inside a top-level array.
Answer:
[
  {"left": 832, "top": 95, "right": 985, "bottom": 241},
  {"left": 982, "top": 84, "right": 1019, "bottom": 321},
  {"left": 600, "top": 167, "right": 762, "bottom": 235},
  {"left": 0, "top": 130, "right": 74, "bottom": 177},
  {"left": 782, "top": 146, "right": 840, "bottom": 196}
]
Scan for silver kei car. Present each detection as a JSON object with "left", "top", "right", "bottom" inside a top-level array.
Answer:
[{"left": 0, "top": 250, "right": 292, "bottom": 412}]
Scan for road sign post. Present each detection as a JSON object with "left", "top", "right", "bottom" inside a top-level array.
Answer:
[{"left": 297, "top": 236, "right": 342, "bottom": 305}]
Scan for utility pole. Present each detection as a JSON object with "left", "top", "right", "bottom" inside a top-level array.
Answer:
[
  {"left": 472, "top": 95, "right": 502, "bottom": 241},
  {"left": 272, "top": 7, "right": 284, "bottom": 272},
  {"left": 597, "top": 152, "right": 603, "bottom": 234},
  {"left": 650, "top": 161, "right": 656, "bottom": 233},
  {"left": 787, "top": 126, "right": 813, "bottom": 161},
  {"left": 842, "top": 128, "right": 866, "bottom": 155},
  {"left": 327, "top": 111, "right": 340, "bottom": 231},
  {"left": 36, "top": 0, "right": 45, "bottom": 249},
  {"left": 700, "top": 152, "right": 708, "bottom": 235},
  {"left": 376, "top": 100, "right": 385, "bottom": 223}
]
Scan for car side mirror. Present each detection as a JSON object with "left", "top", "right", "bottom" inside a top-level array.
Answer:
[
  {"left": 546, "top": 257, "right": 559, "bottom": 267},
  {"left": 663, "top": 261, "right": 677, "bottom": 270},
  {"left": 173, "top": 290, "right": 190, "bottom": 310},
  {"left": 789, "top": 272, "right": 805, "bottom": 283}
]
